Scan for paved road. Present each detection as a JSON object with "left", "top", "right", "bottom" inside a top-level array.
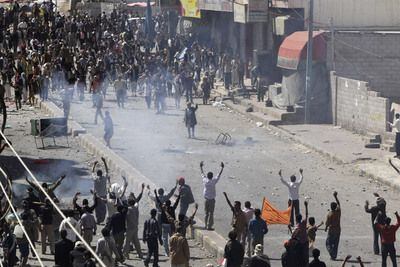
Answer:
[
  {"left": 57, "top": 90, "right": 400, "bottom": 265},
  {"left": 1, "top": 103, "right": 216, "bottom": 267}
]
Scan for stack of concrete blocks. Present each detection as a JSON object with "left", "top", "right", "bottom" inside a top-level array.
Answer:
[{"left": 330, "top": 72, "right": 392, "bottom": 149}]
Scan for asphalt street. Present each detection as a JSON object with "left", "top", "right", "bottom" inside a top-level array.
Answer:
[{"left": 56, "top": 91, "right": 400, "bottom": 266}]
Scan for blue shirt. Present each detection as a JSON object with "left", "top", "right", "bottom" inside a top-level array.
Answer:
[{"left": 248, "top": 217, "right": 268, "bottom": 239}]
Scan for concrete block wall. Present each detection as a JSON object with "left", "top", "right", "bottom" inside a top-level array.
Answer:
[
  {"left": 326, "top": 32, "right": 400, "bottom": 98},
  {"left": 330, "top": 72, "right": 390, "bottom": 136}
]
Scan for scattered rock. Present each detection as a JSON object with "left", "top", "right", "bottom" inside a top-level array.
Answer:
[
  {"left": 256, "top": 122, "right": 263, "bottom": 127},
  {"left": 245, "top": 107, "right": 253, "bottom": 112},
  {"left": 245, "top": 137, "right": 253, "bottom": 142}
]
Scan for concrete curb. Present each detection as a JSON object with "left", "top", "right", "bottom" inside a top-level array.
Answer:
[
  {"left": 37, "top": 99, "right": 227, "bottom": 260},
  {"left": 222, "top": 100, "right": 345, "bottom": 165}
]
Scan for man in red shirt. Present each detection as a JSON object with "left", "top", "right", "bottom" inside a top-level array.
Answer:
[{"left": 375, "top": 211, "right": 400, "bottom": 267}]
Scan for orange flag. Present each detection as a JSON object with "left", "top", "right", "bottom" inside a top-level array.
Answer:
[{"left": 261, "top": 197, "right": 291, "bottom": 225}]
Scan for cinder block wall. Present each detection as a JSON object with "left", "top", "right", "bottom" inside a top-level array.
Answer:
[
  {"left": 326, "top": 32, "right": 400, "bottom": 98},
  {"left": 330, "top": 72, "right": 390, "bottom": 136}
]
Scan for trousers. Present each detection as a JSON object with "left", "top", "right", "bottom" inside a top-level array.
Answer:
[
  {"left": 116, "top": 91, "right": 125, "bottom": 108},
  {"left": 204, "top": 198, "right": 215, "bottom": 229},
  {"left": 372, "top": 224, "right": 380, "bottom": 254},
  {"left": 113, "top": 231, "right": 125, "bottom": 256},
  {"left": 82, "top": 228, "right": 94, "bottom": 244},
  {"left": 382, "top": 243, "right": 397, "bottom": 267},
  {"left": 41, "top": 224, "right": 54, "bottom": 254},
  {"left": 179, "top": 202, "right": 190, "bottom": 216},
  {"left": 288, "top": 199, "right": 300, "bottom": 226},
  {"left": 94, "top": 108, "right": 103, "bottom": 124},
  {"left": 187, "top": 127, "right": 195, "bottom": 138},
  {"left": 123, "top": 228, "right": 143, "bottom": 258},
  {"left": 145, "top": 96, "right": 151, "bottom": 109},
  {"left": 161, "top": 224, "right": 172, "bottom": 255},
  {"left": 185, "top": 89, "right": 193, "bottom": 103},
  {"left": 144, "top": 238, "right": 159, "bottom": 267},
  {"left": 326, "top": 231, "right": 340, "bottom": 259},
  {"left": 95, "top": 198, "right": 107, "bottom": 224}
]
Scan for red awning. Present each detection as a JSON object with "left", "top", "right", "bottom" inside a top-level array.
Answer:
[
  {"left": 277, "top": 31, "right": 326, "bottom": 70},
  {"left": 127, "top": 2, "right": 155, "bottom": 7}
]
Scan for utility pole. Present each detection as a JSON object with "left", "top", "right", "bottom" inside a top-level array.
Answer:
[
  {"left": 304, "top": 0, "right": 313, "bottom": 124},
  {"left": 330, "top": 17, "right": 335, "bottom": 71}
]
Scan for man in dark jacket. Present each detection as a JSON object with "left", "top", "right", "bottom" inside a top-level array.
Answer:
[
  {"left": 201, "top": 76, "right": 211, "bottom": 105},
  {"left": 107, "top": 205, "right": 127, "bottom": 257},
  {"left": 224, "top": 230, "right": 244, "bottom": 267},
  {"left": 182, "top": 72, "right": 194, "bottom": 103},
  {"left": 40, "top": 199, "right": 55, "bottom": 254},
  {"left": 143, "top": 209, "right": 163, "bottom": 267},
  {"left": 184, "top": 102, "right": 198, "bottom": 139},
  {"left": 55, "top": 230, "right": 74, "bottom": 267}
]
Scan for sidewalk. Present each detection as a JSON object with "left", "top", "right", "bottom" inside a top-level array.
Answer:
[{"left": 212, "top": 81, "right": 400, "bottom": 191}]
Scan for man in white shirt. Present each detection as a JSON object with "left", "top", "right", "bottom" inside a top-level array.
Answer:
[
  {"left": 100, "top": 176, "right": 128, "bottom": 221},
  {"left": 92, "top": 157, "right": 109, "bottom": 224},
  {"left": 388, "top": 113, "right": 400, "bottom": 158},
  {"left": 78, "top": 207, "right": 97, "bottom": 245},
  {"left": 242, "top": 201, "right": 255, "bottom": 256},
  {"left": 279, "top": 168, "right": 304, "bottom": 226},
  {"left": 200, "top": 161, "right": 224, "bottom": 230}
]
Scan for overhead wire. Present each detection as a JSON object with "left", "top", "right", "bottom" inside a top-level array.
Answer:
[
  {"left": 0, "top": 130, "right": 107, "bottom": 267},
  {"left": 316, "top": 28, "right": 400, "bottom": 85},
  {"left": 314, "top": 30, "right": 376, "bottom": 82},
  {"left": 0, "top": 167, "right": 44, "bottom": 267}
]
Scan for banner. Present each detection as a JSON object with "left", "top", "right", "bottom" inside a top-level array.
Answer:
[
  {"left": 198, "top": 0, "right": 232, "bottom": 12},
  {"left": 261, "top": 197, "right": 291, "bottom": 225},
  {"left": 181, "top": 0, "right": 201, "bottom": 18},
  {"left": 234, "top": 3, "right": 247, "bottom": 23},
  {"left": 248, "top": 0, "right": 268, "bottom": 22}
]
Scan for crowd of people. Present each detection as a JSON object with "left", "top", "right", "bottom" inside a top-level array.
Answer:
[
  {"left": 0, "top": 1, "right": 398, "bottom": 267},
  {"left": 4, "top": 156, "right": 397, "bottom": 267},
  {"left": 0, "top": 0, "right": 258, "bottom": 145}
]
